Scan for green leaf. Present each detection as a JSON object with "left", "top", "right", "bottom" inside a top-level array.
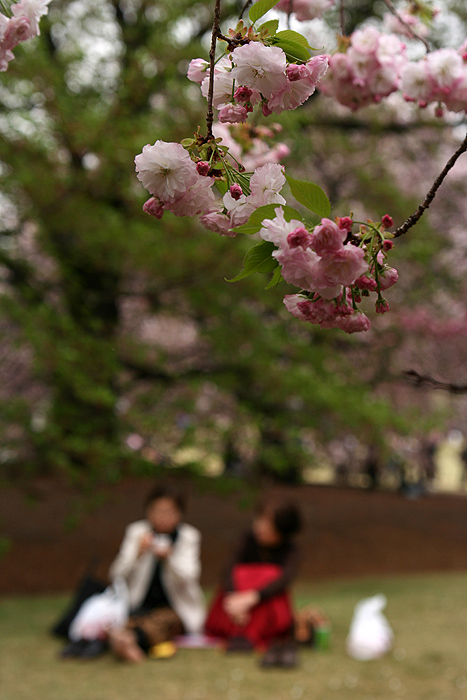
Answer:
[
  {"left": 215, "top": 180, "right": 228, "bottom": 196},
  {"left": 286, "top": 175, "right": 331, "bottom": 217},
  {"left": 227, "top": 241, "right": 278, "bottom": 282},
  {"left": 275, "top": 30, "right": 314, "bottom": 50},
  {"left": 272, "top": 38, "right": 311, "bottom": 63},
  {"left": 259, "top": 19, "right": 279, "bottom": 36},
  {"left": 232, "top": 204, "right": 303, "bottom": 235},
  {"left": 265, "top": 265, "right": 283, "bottom": 289},
  {"left": 249, "top": 0, "right": 280, "bottom": 24}
]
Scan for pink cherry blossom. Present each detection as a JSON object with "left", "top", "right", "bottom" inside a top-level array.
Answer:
[
  {"left": 230, "top": 42, "right": 287, "bottom": 99},
  {"left": 187, "top": 58, "right": 209, "bottom": 84},
  {"left": 218, "top": 103, "right": 248, "bottom": 124},
  {"left": 260, "top": 207, "right": 304, "bottom": 248},
  {"left": 165, "top": 176, "right": 215, "bottom": 217},
  {"left": 311, "top": 218, "right": 346, "bottom": 256},
  {"left": 335, "top": 311, "right": 371, "bottom": 333},
  {"left": 12, "top": 0, "right": 51, "bottom": 38},
  {"left": 2, "top": 16, "right": 30, "bottom": 51},
  {"left": 315, "top": 245, "right": 368, "bottom": 286},
  {"left": 249, "top": 163, "right": 286, "bottom": 207},
  {"left": 200, "top": 210, "right": 236, "bottom": 236},
  {"left": 287, "top": 227, "right": 313, "bottom": 249},
  {"left": 135, "top": 140, "right": 198, "bottom": 202}
]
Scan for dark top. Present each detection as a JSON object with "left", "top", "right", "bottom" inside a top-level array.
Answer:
[
  {"left": 223, "top": 530, "right": 299, "bottom": 602},
  {"left": 133, "top": 528, "right": 179, "bottom": 615}
]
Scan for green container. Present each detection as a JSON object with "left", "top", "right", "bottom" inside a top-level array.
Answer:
[{"left": 314, "top": 625, "right": 331, "bottom": 651}]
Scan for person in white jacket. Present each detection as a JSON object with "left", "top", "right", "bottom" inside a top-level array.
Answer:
[{"left": 108, "top": 482, "right": 206, "bottom": 662}]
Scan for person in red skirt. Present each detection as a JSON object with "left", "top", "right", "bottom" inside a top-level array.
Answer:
[{"left": 205, "top": 496, "right": 302, "bottom": 667}]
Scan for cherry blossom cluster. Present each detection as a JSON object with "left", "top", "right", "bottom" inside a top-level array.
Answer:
[
  {"left": 259, "top": 210, "right": 398, "bottom": 333},
  {"left": 401, "top": 45, "right": 467, "bottom": 114},
  {"left": 275, "top": 0, "right": 336, "bottom": 22},
  {"left": 135, "top": 138, "right": 288, "bottom": 236},
  {"left": 318, "top": 27, "right": 408, "bottom": 111},
  {"left": 0, "top": 0, "right": 51, "bottom": 72},
  {"left": 188, "top": 38, "right": 329, "bottom": 122}
]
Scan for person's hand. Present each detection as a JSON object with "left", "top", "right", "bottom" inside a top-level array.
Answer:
[
  {"left": 223, "top": 590, "right": 260, "bottom": 624},
  {"left": 138, "top": 532, "right": 154, "bottom": 557},
  {"left": 153, "top": 544, "right": 173, "bottom": 560}
]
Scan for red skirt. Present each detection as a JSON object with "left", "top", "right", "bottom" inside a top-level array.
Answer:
[{"left": 204, "top": 563, "right": 293, "bottom": 649}]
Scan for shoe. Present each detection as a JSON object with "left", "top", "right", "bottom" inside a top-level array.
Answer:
[
  {"left": 278, "top": 643, "right": 298, "bottom": 668},
  {"left": 225, "top": 636, "right": 254, "bottom": 653},
  {"left": 60, "top": 639, "right": 88, "bottom": 659},
  {"left": 260, "top": 645, "right": 281, "bottom": 668},
  {"left": 260, "top": 642, "right": 298, "bottom": 668},
  {"left": 80, "top": 639, "right": 107, "bottom": 659}
]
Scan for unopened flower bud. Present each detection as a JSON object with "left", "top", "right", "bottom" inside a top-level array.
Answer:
[
  {"left": 382, "top": 240, "right": 394, "bottom": 252},
  {"left": 435, "top": 106, "right": 444, "bottom": 118},
  {"left": 143, "top": 197, "right": 164, "bottom": 219},
  {"left": 381, "top": 214, "right": 394, "bottom": 229},
  {"left": 356, "top": 275, "right": 377, "bottom": 291},
  {"left": 229, "top": 184, "right": 243, "bottom": 200},
  {"left": 376, "top": 299, "right": 390, "bottom": 314},
  {"left": 234, "top": 86, "right": 253, "bottom": 102},
  {"left": 196, "top": 161, "right": 210, "bottom": 176},
  {"left": 338, "top": 216, "right": 353, "bottom": 232}
]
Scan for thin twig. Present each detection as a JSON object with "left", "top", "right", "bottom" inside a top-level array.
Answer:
[
  {"left": 403, "top": 370, "right": 467, "bottom": 395},
  {"left": 393, "top": 131, "right": 467, "bottom": 238},
  {"left": 206, "top": 0, "right": 223, "bottom": 141},
  {"left": 382, "top": 0, "right": 430, "bottom": 53},
  {"left": 239, "top": 0, "right": 252, "bottom": 20},
  {"left": 339, "top": 0, "right": 346, "bottom": 36}
]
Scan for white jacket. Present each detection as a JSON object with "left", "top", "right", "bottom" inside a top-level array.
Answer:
[{"left": 109, "top": 520, "right": 206, "bottom": 634}]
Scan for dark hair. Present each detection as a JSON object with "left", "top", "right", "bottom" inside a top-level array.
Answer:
[
  {"left": 256, "top": 497, "right": 302, "bottom": 539},
  {"left": 145, "top": 481, "right": 186, "bottom": 514}
]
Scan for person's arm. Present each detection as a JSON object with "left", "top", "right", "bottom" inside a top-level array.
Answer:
[
  {"left": 165, "top": 526, "right": 201, "bottom": 583},
  {"left": 221, "top": 532, "right": 250, "bottom": 591},
  {"left": 256, "top": 545, "right": 300, "bottom": 601},
  {"left": 109, "top": 522, "right": 150, "bottom": 581}
]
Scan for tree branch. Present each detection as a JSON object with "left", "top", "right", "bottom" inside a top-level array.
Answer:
[
  {"left": 393, "top": 131, "right": 467, "bottom": 238},
  {"left": 239, "top": 0, "right": 252, "bottom": 19},
  {"left": 403, "top": 369, "right": 467, "bottom": 394},
  {"left": 339, "top": 0, "right": 346, "bottom": 36},
  {"left": 206, "top": 0, "right": 223, "bottom": 141},
  {"left": 381, "top": 0, "right": 430, "bottom": 53}
]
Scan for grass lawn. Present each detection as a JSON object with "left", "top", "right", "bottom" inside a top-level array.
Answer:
[{"left": 1, "top": 572, "right": 467, "bottom": 700}]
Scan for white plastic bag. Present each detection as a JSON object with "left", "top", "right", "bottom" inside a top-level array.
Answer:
[
  {"left": 346, "top": 594, "right": 393, "bottom": 661},
  {"left": 69, "top": 578, "right": 129, "bottom": 641}
]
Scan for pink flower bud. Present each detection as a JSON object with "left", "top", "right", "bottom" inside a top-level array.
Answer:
[
  {"left": 196, "top": 161, "right": 210, "bottom": 176},
  {"left": 261, "top": 102, "right": 273, "bottom": 117},
  {"left": 337, "top": 216, "right": 353, "bottom": 233},
  {"left": 287, "top": 226, "right": 312, "bottom": 249},
  {"left": 143, "top": 197, "right": 164, "bottom": 219},
  {"left": 234, "top": 86, "right": 253, "bottom": 102},
  {"left": 382, "top": 240, "right": 394, "bottom": 252},
  {"left": 381, "top": 214, "right": 394, "bottom": 229},
  {"left": 355, "top": 275, "right": 377, "bottom": 291},
  {"left": 379, "top": 267, "right": 399, "bottom": 290},
  {"left": 229, "top": 184, "right": 243, "bottom": 200},
  {"left": 376, "top": 299, "right": 390, "bottom": 314},
  {"left": 218, "top": 103, "right": 248, "bottom": 124},
  {"left": 435, "top": 106, "right": 444, "bottom": 118}
]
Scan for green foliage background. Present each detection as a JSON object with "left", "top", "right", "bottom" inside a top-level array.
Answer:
[{"left": 0, "top": 0, "right": 464, "bottom": 483}]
